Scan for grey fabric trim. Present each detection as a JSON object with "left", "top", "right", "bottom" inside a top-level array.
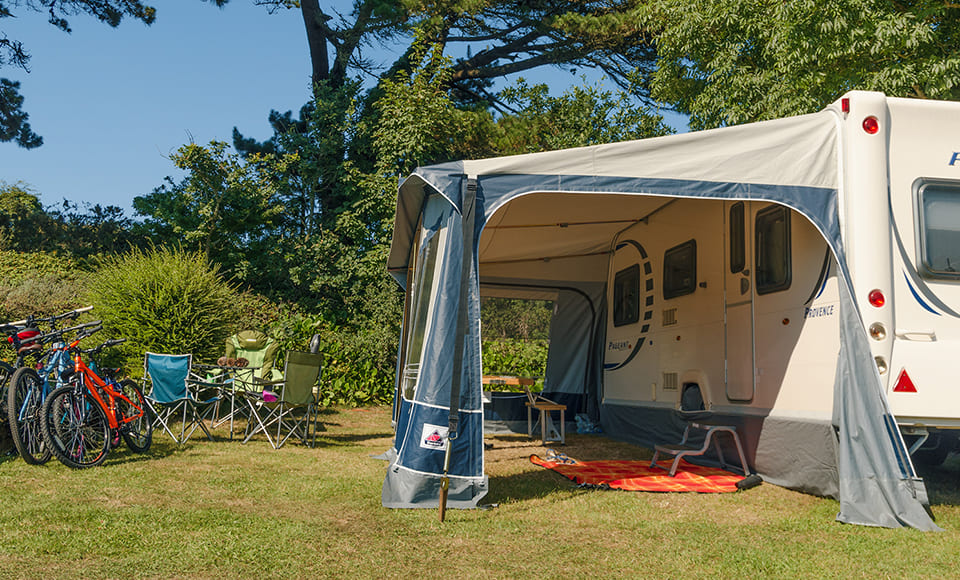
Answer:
[
  {"left": 382, "top": 463, "right": 488, "bottom": 509},
  {"left": 834, "top": 275, "right": 941, "bottom": 530}
]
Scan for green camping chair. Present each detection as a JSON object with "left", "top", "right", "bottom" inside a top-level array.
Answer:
[
  {"left": 225, "top": 330, "right": 283, "bottom": 386},
  {"left": 242, "top": 351, "right": 323, "bottom": 449}
]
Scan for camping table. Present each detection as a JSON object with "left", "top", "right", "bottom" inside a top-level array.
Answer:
[
  {"left": 482, "top": 376, "right": 565, "bottom": 444},
  {"left": 194, "top": 363, "right": 261, "bottom": 440}
]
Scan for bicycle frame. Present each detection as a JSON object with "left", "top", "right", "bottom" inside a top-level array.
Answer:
[{"left": 69, "top": 346, "right": 144, "bottom": 431}]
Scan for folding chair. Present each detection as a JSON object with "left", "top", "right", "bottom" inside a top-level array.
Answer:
[
  {"left": 242, "top": 351, "right": 322, "bottom": 449},
  {"left": 225, "top": 330, "right": 283, "bottom": 384},
  {"left": 650, "top": 383, "right": 749, "bottom": 476},
  {"left": 142, "top": 352, "right": 218, "bottom": 445}
]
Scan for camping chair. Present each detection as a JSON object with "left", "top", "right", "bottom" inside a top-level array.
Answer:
[
  {"left": 650, "top": 383, "right": 749, "bottom": 476},
  {"left": 242, "top": 351, "right": 323, "bottom": 449},
  {"left": 142, "top": 352, "right": 218, "bottom": 445},
  {"left": 207, "top": 330, "right": 283, "bottom": 433},
  {"left": 523, "top": 385, "right": 566, "bottom": 445},
  {"left": 225, "top": 330, "right": 283, "bottom": 386}
]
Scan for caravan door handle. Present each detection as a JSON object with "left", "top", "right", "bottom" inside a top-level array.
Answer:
[{"left": 895, "top": 329, "right": 937, "bottom": 341}]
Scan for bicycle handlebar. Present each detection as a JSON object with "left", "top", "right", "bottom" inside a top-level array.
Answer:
[
  {"left": 34, "top": 320, "right": 102, "bottom": 346},
  {"left": 3, "top": 305, "right": 93, "bottom": 328},
  {"left": 78, "top": 338, "right": 126, "bottom": 355}
]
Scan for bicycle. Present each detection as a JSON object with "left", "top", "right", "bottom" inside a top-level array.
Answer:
[
  {"left": 0, "top": 319, "right": 45, "bottom": 425},
  {"left": 4, "top": 308, "right": 96, "bottom": 464},
  {"left": 41, "top": 329, "right": 152, "bottom": 469}
]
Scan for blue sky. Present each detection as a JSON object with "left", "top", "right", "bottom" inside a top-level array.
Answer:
[{"left": 2, "top": 2, "right": 684, "bottom": 215}]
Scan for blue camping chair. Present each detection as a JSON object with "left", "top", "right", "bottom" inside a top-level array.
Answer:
[{"left": 143, "top": 352, "right": 218, "bottom": 445}]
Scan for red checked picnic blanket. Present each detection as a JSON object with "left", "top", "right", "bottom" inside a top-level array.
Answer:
[{"left": 530, "top": 454, "right": 745, "bottom": 493}]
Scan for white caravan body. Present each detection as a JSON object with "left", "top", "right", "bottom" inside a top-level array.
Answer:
[{"left": 603, "top": 93, "right": 960, "bottom": 470}]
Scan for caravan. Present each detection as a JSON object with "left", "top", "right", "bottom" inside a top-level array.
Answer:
[
  {"left": 604, "top": 93, "right": 960, "bottom": 474},
  {"left": 382, "top": 91, "right": 960, "bottom": 530}
]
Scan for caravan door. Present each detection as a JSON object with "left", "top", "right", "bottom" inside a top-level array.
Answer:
[{"left": 724, "top": 201, "right": 755, "bottom": 402}]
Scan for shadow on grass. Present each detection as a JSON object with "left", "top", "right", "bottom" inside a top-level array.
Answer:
[
  {"left": 485, "top": 467, "right": 582, "bottom": 504},
  {"left": 315, "top": 431, "right": 395, "bottom": 446}
]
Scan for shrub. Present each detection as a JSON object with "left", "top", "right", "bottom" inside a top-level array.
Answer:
[
  {"left": 482, "top": 338, "right": 549, "bottom": 390},
  {"left": 0, "top": 249, "right": 88, "bottom": 323},
  {"left": 87, "top": 246, "right": 242, "bottom": 374},
  {"left": 267, "top": 308, "right": 396, "bottom": 407}
]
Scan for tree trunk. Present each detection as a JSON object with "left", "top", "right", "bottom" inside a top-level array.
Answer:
[{"left": 300, "top": 0, "right": 329, "bottom": 87}]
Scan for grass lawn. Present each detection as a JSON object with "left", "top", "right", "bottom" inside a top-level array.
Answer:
[{"left": 2, "top": 406, "right": 960, "bottom": 578}]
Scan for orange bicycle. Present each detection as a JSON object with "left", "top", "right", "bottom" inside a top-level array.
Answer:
[{"left": 40, "top": 327, "right": 151, "bottom": 468}]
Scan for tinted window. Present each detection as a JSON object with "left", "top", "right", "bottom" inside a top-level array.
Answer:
[
  {"left": 729, "top": 202, "right": 745, "bottom": 274},
  {"left": 919, "top": 182, "right": 960, "bottom": 277},
  {"left": 755, "top": 205, "right": 791, "bottom": 294},
  {"left": 663, "top": 240, "right": 697, "bottom": 300},
  {"left": 613, "top": 264, "right": 640, "bottom": 327}
]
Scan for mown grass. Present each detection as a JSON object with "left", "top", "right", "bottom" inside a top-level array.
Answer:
[{"left": 2, "top": 406, "right": 960, "bottom": 579}]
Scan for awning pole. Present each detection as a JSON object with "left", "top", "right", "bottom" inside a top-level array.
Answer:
[{"left": 439, "top": 177, "right": 477, "bottom": 522}]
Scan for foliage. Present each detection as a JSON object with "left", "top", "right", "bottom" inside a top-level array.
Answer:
[
  {"left": 633, "top": 0, "right": 960, "bottom": 128},
  {"left": 372, "top": 40, "right": 498, "bottom": 175},
  {"left": 495, "top": 78, "right": 673, "bottom": 153},
  {"left": 481, "top": 298, "right": 553, "bottom": 341},
  {"left": 0, "top": 248, "right": 87, "bottom": 340},
  {"left": 132, "top": 141, "right": 285, "bottom": 275},
  {"left": 252, "top": 0, "right": 657, "bottom": 110},
  {"left": 0, "top": 181, "right": 139, "bottom": 261},
  {"left": 482, "top": 339, "right": 549, "bottom": 383},
  {"left": 0, "top": 79, "right": 40, "bottom": 148},
  {"left": 86, "top": 246, "right": 241, "bottom": 374},
  {"left": 267, "top": 306, "right": 398, "bottom": 407}
]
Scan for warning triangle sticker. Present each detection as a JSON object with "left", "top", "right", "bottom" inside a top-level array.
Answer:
[{"left": 893, "top": 369, "right": 918, "bottom": 393}]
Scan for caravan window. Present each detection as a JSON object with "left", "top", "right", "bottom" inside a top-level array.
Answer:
[
  {"left": 755, "top": 205, "right": 792, "bottom": 294},
  {"left": 729, "top": 202, "right": 745, "bottom": 274},
  {"left": 918, "top": 181, "right": 960, "bottom": 277},
  {"left": 613, "top": 264, "right": 641, "bottom": 326},
  {"left": 663, "top": 240, "right": 697, "bottom": 299}
]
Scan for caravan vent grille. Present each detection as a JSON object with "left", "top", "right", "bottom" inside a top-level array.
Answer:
[
  {"left": 663, "top": 308, "right": 678, "bottom": 326},
  {"left": 663, "top": 372, "right": 679, "bottom": 391}
]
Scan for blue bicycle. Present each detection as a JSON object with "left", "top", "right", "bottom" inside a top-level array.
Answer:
[{"left": 7, "top": 317, "right": 100, "bottom": 465}]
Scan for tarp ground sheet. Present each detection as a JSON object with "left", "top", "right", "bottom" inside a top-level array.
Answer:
[
  {"left": 530, "top": 454, "right": 745, "bottom": 493},
  {"left": 383, "top": 91, "right": 941, "bottom": 530}
]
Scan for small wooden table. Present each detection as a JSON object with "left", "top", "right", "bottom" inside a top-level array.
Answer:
[{"left": 522, "top": 385, "right": 566, "bottom": 445}]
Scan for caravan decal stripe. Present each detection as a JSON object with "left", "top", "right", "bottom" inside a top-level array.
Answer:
[
  {"left": 891, "top": 217, "right": 960, "bottom": 318},
  {"left": 807, "top": 249, "right": 832, "bottom": 304},
  {"left": 605, "top": 337, "right": 646, "bottom": 371},
  {"left": 904, "top": 272, "right": 940, "bottom": 316},
  {"left": 608, "top": 239, "right": 654, "bottom": 372}
]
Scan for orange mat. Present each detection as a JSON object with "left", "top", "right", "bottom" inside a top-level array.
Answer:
[{"left": 530, "top": 454, "right": 745, "bottom": 493}]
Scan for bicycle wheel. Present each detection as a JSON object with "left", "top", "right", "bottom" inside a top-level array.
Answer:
[
  {"left": 117, "top": 379, "right": 152, "bottom": 453},
  {"left": 0, "top": 360, "right": 14, "bottom": 426},
  {"left": 7, "top": 367, "right": 52, "bottom": 465},
  {"left": 41, "top": 385, "right": 110, "bottom": 469}
]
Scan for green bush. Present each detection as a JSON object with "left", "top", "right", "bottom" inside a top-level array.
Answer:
[
  {"left": 0, "top": 249, "right": 88, "bottom": 323},
  {"left": 267, "top": 308, "right": 395, "bottom": 407},
  {"left": 482, "top": 338, "right": 549, "bottom": 389},
  {"left": 87, "top": 246, "right": 242, "bottom": 375}
]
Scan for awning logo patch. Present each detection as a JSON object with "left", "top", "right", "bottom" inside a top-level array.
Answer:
[{"left": 420, "top": 423, "right": 448, "bottom": 451}]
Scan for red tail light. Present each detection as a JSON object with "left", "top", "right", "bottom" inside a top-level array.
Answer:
[
  {"left": 862, "top": 116, "right": 879, "bottom": 134},
  {"left": 868, "top": 289, "right": 885, "bottom": 307}
]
